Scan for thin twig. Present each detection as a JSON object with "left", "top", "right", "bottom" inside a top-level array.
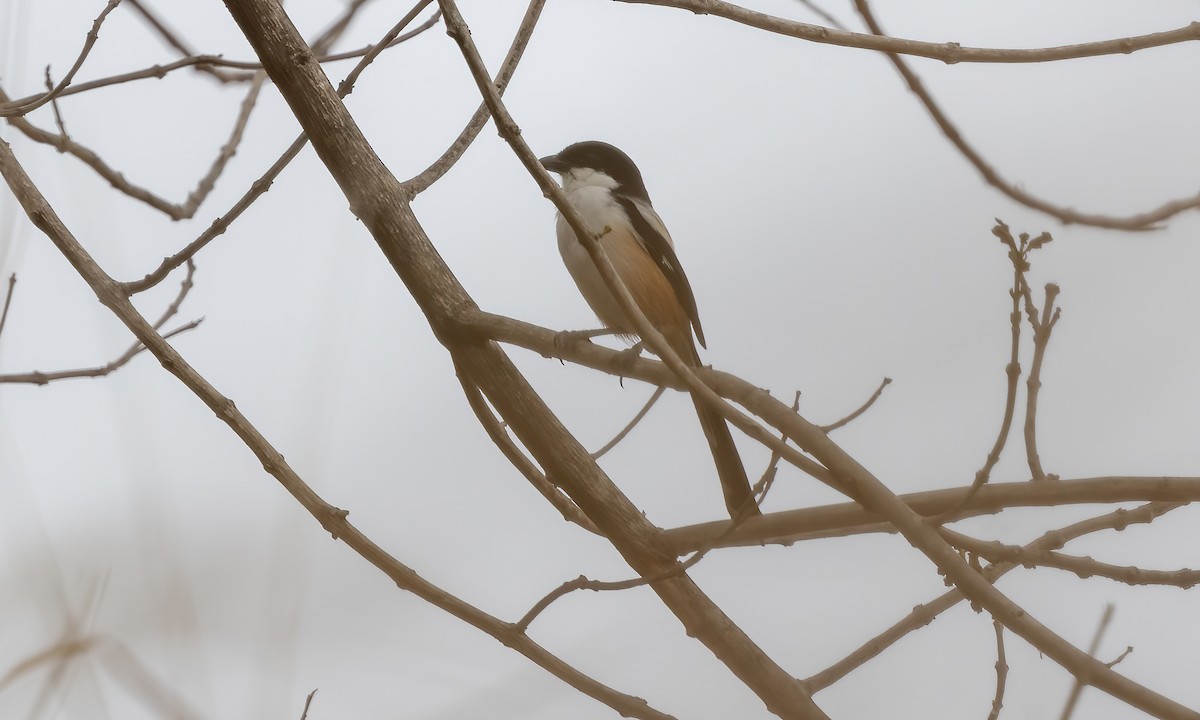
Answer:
[
  {"left": 944, "top": 222, "right": 1050, "bottom": 516},
  {"left": 819, "top": 376, "right": 891, "bottom": 433},
  {"left": 404, "top": 0, "right": 546, "bottom": 194},
  {"left": 943, "top": 530, "right": 1200, "bottom": 589},
  {"left": 1107, "top": 647, "right": 1134, "bottom": 669},
  {"left": 988, "top": 620, "right": 1008, "bottom": 720},
  {"left": 0, "top": 76, "right": 261, "bottom": 221},
  {"left": 1024, "top": 283, "right": 1060, "bottom": 482},
  {"left": 43, "top": 69, "right": 70, "bottom": 147},
  {"left": 299, "top": 689, "right": 318, "bottom": 720},
  {"left": 1, "top": 261, "right": 201, "bottom": 385},
  {"left": 0, "top": 272, "right": 15, "bottom": 346},
  {"left": 592, "top": 385, "right": 665, "bottom": 459},
  {"left": 1060, "top": 605, "right": 1114, "bottom": 720},
  {"left": 0, "top": 0, "right": 123, "bottom": 117},
  {"left": 849, "top": 0, "right": 1200, "bottom": 231}
]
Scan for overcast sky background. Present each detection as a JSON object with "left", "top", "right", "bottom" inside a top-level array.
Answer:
[{"left": 2, "top": 0, "right": 1199, "bottom": 718}]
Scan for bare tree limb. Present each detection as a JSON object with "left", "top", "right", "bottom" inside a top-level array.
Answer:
[
  {"left": 0, "top": 272, "right": 15, "bottom": 347},
  {"left": 819, "top": 376, "right": 890, "bottom": 433},
  {"left": 988, "top": 620, "right": 1008, "bottom": 720},
  {"left": 592, "top": 385, "right": 665, "bottom": 459},
  {"left": 1023, "top": 283, "right": 1060, "bottom": 482},
  {"left": 0, "top": 0, "right": 123, "bottom": 117},
  {"left": 944, "top": 531, "right": 1200, "bottom": 589},
  {"left": 619, "top": 0, "right": 1200, "bottom": 65},
  {"left": 0, "top": 260, "right": 200, "bottom": 385},
  {"left": 0, "top": 72, "right": 263, "bottom": 220}
]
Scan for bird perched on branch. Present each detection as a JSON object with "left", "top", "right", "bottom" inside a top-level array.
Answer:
[{"left": 540, "top": 140, "right": 760, "bottom": 520}]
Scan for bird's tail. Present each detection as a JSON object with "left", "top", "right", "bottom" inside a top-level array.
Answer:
[
  {"left": 692, "top": 395, "right": 760, "bottom": 519},
  {"left": 672, "top": 334, "right": 760, "bottom": 519}
]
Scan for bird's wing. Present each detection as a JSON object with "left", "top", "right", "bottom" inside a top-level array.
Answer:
[{"left": 615, "top": 196, "right": 708, "bottom": 349}]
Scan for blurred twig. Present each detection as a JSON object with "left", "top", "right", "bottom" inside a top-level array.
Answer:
[{"left": 1060, "top": 605, "right": 1114, "bottom": 720}]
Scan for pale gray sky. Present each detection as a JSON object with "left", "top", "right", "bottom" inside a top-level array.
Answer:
[{"left": 2, "top": 1, "right": 1198, "bottom": 718}]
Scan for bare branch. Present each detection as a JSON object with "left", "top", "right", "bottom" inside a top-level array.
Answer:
[
  {"left": 620, "top": 0, "right": 1200, "bottom": 65},
  {"left": 592, "top": 385, "right": 665, "bottom": 459},
  {"left": 0, "top": 0, "right": 123, "bottom": 117},
  {"left": 849, "top": 0, "right": 1200, "bottom": 230},
  {"left": 0, "top": 74, "right": 263, "bottom": 220},
  {"left": 988, "top": 620, "right": 1008, "bottom": 720},
  {"left": 944, "top": 531, "right": 1200, "bottom": 589},
  {"left": 1, "top": 261, "right": 201, "bottom": 385},
  {"left": 0, "top": 272, "right": 15, "bottom": 347},
  {"left": 819, "top": 376, "right": 890, "bottom": 433},
  {"left": 127, "top": 0, "right": 247, "bottom": 83},
  {"left": 1024, "top": 283, "right": 1061, "bottom": 482},
  {"left": 42, "top": 69, "right": 71, "bottom": 143}
]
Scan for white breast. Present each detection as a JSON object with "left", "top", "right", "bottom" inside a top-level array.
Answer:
[{"left": 554, "top": 170, "right": 637, "bottom": 330}]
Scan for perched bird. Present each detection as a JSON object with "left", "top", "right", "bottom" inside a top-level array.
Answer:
[{"left": 539, "top": 141, "right": 760, "bottom": 519}]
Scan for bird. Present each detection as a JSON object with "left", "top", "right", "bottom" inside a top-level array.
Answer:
[{"left": 539, "top": 140, "right": 760, "bottom": 520}]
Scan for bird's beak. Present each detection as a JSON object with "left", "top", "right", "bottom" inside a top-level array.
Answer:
[{"left": 539, "top": 153, "right": 569, "bottom": 174}]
